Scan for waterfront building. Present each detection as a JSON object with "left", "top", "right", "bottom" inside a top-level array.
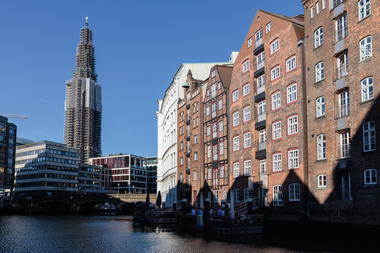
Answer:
[
  {"left": 64, "top": 18, "right": 102, "bottom": 163},
  {"left": 228, "top": 10, "right": 306, "bottom": 216},
  {"left": 157, "top": 57, "right": 237, "bottom": 208},
  {"left": 89, "top": 154, "right": 147, "bottom": 194},
  {"left": 0, "top": 116, "right": 17, "bottom": 199},
  {"left": 203, "top": 65, "right": 233, "bottom": 207},
  {"left": 177, "top": 70, "right": 205, "bottom": 207},
  {"left": 147, "top": 156, "right": 157, "bottom": 194},
  {"left": 302, "top": 0, "right": 380, "bottom": 224}
]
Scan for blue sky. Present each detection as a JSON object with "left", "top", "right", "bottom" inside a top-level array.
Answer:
[{"left": 0, "top": 0, "right": 304, "bottom": 157}]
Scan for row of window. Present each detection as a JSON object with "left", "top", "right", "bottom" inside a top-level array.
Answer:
[
  {"left": 273, "top": 183, "right": 300, "bottom": 206},
  {"left": 271, "top": 83, "right": 297, "bottom": 111},
  {"left": 232, "top": 106, "right": 251, "bottom": 127},
  {"left": 271, "top": 114, "right": 299, "bottom": 141},
  {"left": 207, "top": 141, "right": 225, "bottom": 161},
  {"left": 247, "top": 22, "right": 271, "bottom": 48},
  {"left": 206, "top": 98, "right": 224, "bottom": 118},
  {"left": 311, "top": 0, "right": 370, "bottom": 22}
]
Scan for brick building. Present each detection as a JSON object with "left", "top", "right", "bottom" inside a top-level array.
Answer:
[
  {"left": 303, "top": 0, "right": 380, "bottom": 224},
  {"left": 229, "top": 10, "right": 306, "bottom": 216},
  {"left": 203, "top": 65, "right": 233, "bottom": 207}
]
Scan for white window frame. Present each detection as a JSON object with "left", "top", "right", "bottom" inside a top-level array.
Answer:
[
  {"left": 288, "top": 149, "right": 299, "bottom": 170},
  {"left": 270, "top": 38, "right": 279, "bottom": 54},
  {"left": 194, "top": 152, "right": 198, "bottom": 161},
  {"left": 316, "top": 1, "right": 320, "bottom": 14},
  {"left": 360, "top": 36, "right": 372, "bottom": 61},
  {"left": 273, "top": 185, "right": 283, "bottom": 206},
  {"left": 322, "top": 0, "right": 325, "bottom": 9},
  {"left": 287, "top": 115, "right": 298, "bottom": 135},
  {"left": 244, "top": 160, "right": 251, "bottom": 176},
  {"left": 287, "top": 83, "right": 297, "bottom": 104},
  {"left": 266, "top": 22, "right": 271, "bottom": 33},
  {"left": 363, "top": 121, "right": 376, "bottom": 152},
  {"left": 289, "top": 183, "right": 300, "bottom": 201},
  {"left": 258, "top": 100, "right": 266, "bottom": 117},
  {"left": 335, "top": 14, "right": 347, "bottom": 42},
  {"left": 243, "top": 106, "right": 251, "bottom": 122},
  {"left": 207, "top": 126, "right": 211, "bottom": 136},
  {"left": 257, "top": 52, "right": 265, "bottom": 69},
  {"left": 232, "top": 90, "right": 239, "bottom": 102},
  {"left": 233, "top": 136, "right": 240, "bottom": 151},
  {"left": 208, "top": 168, "right": 212, "bottom": 180},
  {"left": 272, "top": 121, "right": 281, "bottom": 140},
  {"left": 315, "top": 61, "right": 324, "bottom": 82},
  {"left": 211, "top": 83, "right": 216, "bottom": 98},
  {"left": 207, "top": 145, "right": 211, "bottom": 158},
  {"left": 212, "top": 122, "right": 217, "bottom": 139},
  {"left": 212, "top": 102, "right": 217, "bottom": 118},
  {"left": 286, "top": 56, "right": 296, "bottom": 72},
  {"left": 220, "top": 166, "right": 225, "bottom": 178},
  {"left": 271, "top": 66, "right": 280, "bottom": 81},
  {"left": 194, "top": 134, "right": 198, "bottom": 144},
  {"left": 259, "top": 129, "right": 266, "bottom": 143},
  {"left": 340, "top": 131, "right": 351, "bottom": 158},
  {"left": 257, "top": 74, "right": 265, "bottom": 89},
  {"left": 193, "top": 170, "right": 197, "bottom": 181},
  {"left": 219, "top": 121, "right": 223, "bottom": 132},
  {"left": 318, "top": 174, "right": 327, "bottom": 187},
  {"left": 233, "top": 162, "right": 239, "bottom": 178},
  {"left": 180, "top": 157, "right": 184, "bottom": 165},
  {"left": 358, "top": 0, "right": 371, "bottom": 21},
  {"left": 242, "top": 60, "right": 250, "bottom": 73},
  {"left": 233, "top": 189, "right": 240, "bottom": 201},
  {"left": 206, "top": 106, "right": 210, "bottom": 116},
  {"left": 317, "top": 134, "right": 326, "bottom": 160},
  {"left": 273, "top": 153, "right": 282, "bottom": 172},
  {"left": 316, "top": 96, "right": 325, "bottom": 117},
  {"left": 248, "top": 37, "right": 252, "bottom": 47},
  {"left": 244, "top": 188, "right": 251, "bottom": 201},
  {"left": 213, "top": 145, "right": 218, "bottom": 161},
  {"left": 364, "top": 169, "right": 377, "bottom": 185},
  {"left": 220, "top": 142, "right": 224, "bottom": 155},
  {"left": 311, "top": 6, "right": 314, "bottom": 18},
  {"left": 314, "top": 27, "right": 323, "bottom": 48},
  {"left": 361, "top": 77, "right": 374, "bottom": 102},
  {"left": 243, "top": 132, "right": 251, "bottom": 148},
  {"left": 272, "top": 92, "right": 281, "bottom": 110},
  {"left": 218, "top": 99, "right": 223, "bottom": 110},
  {"left": 243, "top": 83, "right": 250, "bottom": 96},
  {"left": 233, "top": 111, "right": 239, "bottom": 127}
]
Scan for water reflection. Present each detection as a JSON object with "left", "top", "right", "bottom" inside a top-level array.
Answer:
[{"left": 0, "top": 215, "right": 371, "bottom": 253}]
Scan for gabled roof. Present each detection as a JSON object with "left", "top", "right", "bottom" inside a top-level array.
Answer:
[
  {"left": 215, "top": 65, "right": 233, "bottom": 90},
  {"left": 258, "top": 9, "right": 304, "bottom": 26}
]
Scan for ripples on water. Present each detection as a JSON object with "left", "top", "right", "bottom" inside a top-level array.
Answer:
[{"left": 0, "top": 215, "right": 369, "bottom": 253}]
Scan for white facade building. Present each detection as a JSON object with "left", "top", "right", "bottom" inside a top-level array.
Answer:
[{"left": 156, "top": 53, "right": 238, "bottom": 208}]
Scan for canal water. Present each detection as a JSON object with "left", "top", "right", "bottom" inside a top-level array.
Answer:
[{"left": 0, "top": 215, "right": 374, "bottom": 252}]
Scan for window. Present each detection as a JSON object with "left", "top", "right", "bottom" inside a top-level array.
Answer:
[
  {"left": 317, "top": 134, "right": 326, "bottom": 160},
  {"left": 315, "top": 62, "right": 324, "bottom": 82},
  {"left": 316, "top": 97, "right": 325, "bottom": 117},
  {"left": 211, "top": 70, "right": 216, "bottom": 78},
  {"left": 358, "top": 0, "right": 371, "bottom": 21},
  {"left": 233, "top": 111, "right": 239, "bottom": 127},
  {"left": 287, "top": 83, "right": 297, "bottom": 104},
  {"left": 266, "top": 22, "right": 271, "bottom": 33},
  {"left": 206, "top": 106, "right": 210, "bottom": 116},
  {"left": 337, "top": 53, "right": 348, "bottom": 79},
  {"left": 314, "top": 27, "right": 323, "bottom": 48},
  {"left": 288, "top": 149, "right": 299, "bottom": 169},
  {"left": 196, "top": 117, "right": 198, "bottom": 126},
  {"left": 212, "top": 102, "right": 217, "bottom": 118},
  {"left": 335, "top": 15, "right": 347, "bottom": 42},
  {"left": 207, "top": 146, "right": 211, "bottom": 158},
  {"left": 255, "top": 28, "right": 263, "bottom": 47},
  {"left": 338, "top": 90, "right": 350, "bottom": 118},
  {"left": 289, "top": 183, "right": 300, "bottom": 201},
  {"left": 272, "top": 92, "right": 281, "bottom": 110},
  {"left": 193, "top": 119, "right": 195, "bottom": 128},
  {"left": 213, "top": 145, "right": 218, "bottom": 161},
  {"left": 220, "top": 166, "right": 225, "bottom": 178},
  {"left": 233, "top": 189, "right": 240, "bottom": 201},
  {"left": 258, "top": 100, "right": 266, "bottom": 118},
  {"left": 233, "top": 162, "right": 239, "bottom": 178},
  {"left": 286, "top": 56, "right": 296, "bottom": 72},
  {"left": 242, "top": 60, "right": 250, "bottom": 73},
  {"left": 208, "top": 168, "right": 212, "bottom": 180},
  {"left": 257, "top": 52, "right": 265, "bottom": 69},
  {"left": 364, "top": 169, "right": 377, "bottom": 185},
  {"left": 333, "top": 0, "right": 343, "bottom": 8},
  {"left": 287, "top": 115, "right": 298, "bottom": 135},
  {"left": 248, "top": 37, "right": 252, "bottom": 47},
  {"left": 273, "top": 153, "right": 282, "bottom": 172},
  {"left": 340, "top": 173, "right": 352, "bottom": 200},
  {"left": 259, "top": 129, "right": 266, "bottom": 144},
  {"left": 194, "top": 135, "right": 198, "bottom": 144},
  {"left": 243, "top": 106, "right": 251, "bottom": 122},
  {"left": 213, "top": 189, "right": 218, "bottom": 203},
  {"left": 318, "top": 174, "right": 327, "bottom": 187},
  {"left": 218, "top": 99, "right": 223, "bottom": 110},
  {"left": 194, "top": 152, "right": 198, "bottom": 161},
  {"left": 271, "top": 66, "right": 280, "bottom": 81},
  {"left": 207, "top": 126, "right": 211, "bottom": 136},
  {"left": 257, "top": 74, "right": 265, "bottom": 90},
  {"left": 243, "top": 83, "right": 250, "bottom": 96},
  {"left": 244, "top": 188, "right": 251, "bottom": 200},
  {"left": 180, "top": 157, "right": 184, "bottom": 165},
  {"left": 193, "top": 103, "right": 196, "bottom": 113},
  {"left": 219, "top": 121, "right": 223, "bottom": 132},
  {"left": 311, "top": 6, "right": 314, "bottom": 18},
  {"left": 232, "top": 90, "right": 239, "bottom": 102},
  {"left": 212, "top": 122, "right": 217, "bottom": 139},
  {"left": 244, "top": 160, "right": 251, "bottom": 176},
  {"left": 233, "top": 136, "right": 240, "bottom": 151},
  {"left": 363, "top": 121, "right": 376, "bottom": 152},
  {"left": 218, "top": 82, "right": 221, "bottom": 90},
  {"left": 220, "top": 142, "right": 224, "bottom": 155},
  {"left": 270, "top": 39, "right": 279, "bottom": 54},
  {"left": 340, "top": 132, "right": 351, "bottom": 158},
  {"left": 322, "top": 0, "right": 325, "bottom": 9},
  {"left": 180, "top": 141, "right": 183, "bottom": 150},
  {"left": 273, "top": 185, "right": 283, "bottom": 206},
  {"left": 211, "top": 83, "right": 216, "bottom": 98},
  {"left": 180, "top": 173, "right": 183, "bottom": 183},
  {"left": 360, "top": 36, "right": 372, "bottom": 61},
  {"left": 316, "top": 1, "right": 320, "bottom": 14},
  {"left": 244, "top": 132, "right": 251, "bottom": 148},
  {"left": 361, "top": 77, "right": 373, "bottom": 102},
  {"left": 272, "top": 121, "right": 281, "bottom": 140}
]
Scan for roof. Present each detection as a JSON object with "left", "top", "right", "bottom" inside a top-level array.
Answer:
[{"left": 215, "top": 65, "right": 233, "bottom": 90}]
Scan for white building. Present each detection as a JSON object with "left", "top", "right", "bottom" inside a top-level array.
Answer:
[{"left": 156, "top": 52, "right": 238, "bottom": 208}]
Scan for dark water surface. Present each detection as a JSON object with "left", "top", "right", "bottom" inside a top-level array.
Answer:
[{"left": 0, "top": 215, "right": 373, "bottom": 252}]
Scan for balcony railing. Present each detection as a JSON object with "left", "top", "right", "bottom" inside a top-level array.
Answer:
[
  {"left": 255, "top": 37, "right": 263, "bottom": 48},
  {"left": 337, "top": 64, "right": 348, "bottom": 79},
  {"left": 257, "top": 112, "right": 266, "bottom": 122},
  {"left": 338, "top": 143, "right": 351, "bottom": 159},
  {"left": 335, "top": 26, "right": 348, "bottom": 42},
  {"left": 337, "top": 103, "right": 350, "bottom": 118}
]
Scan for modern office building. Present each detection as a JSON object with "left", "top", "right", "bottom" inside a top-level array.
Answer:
[
  {"left": 303, "top": 0, "right": 380, "bottom": 224},
  {"left": 147, "top": 156, "right": 157, "bottom": 194},
  {"left": 89, "top": 154, "right": 147, "bottom": 194},
  {"left": 0, "top": 116, "right": 17, "bottom": 199},
  {"left": 64, "top": 18, "right": 102, "bottom": 163}
]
